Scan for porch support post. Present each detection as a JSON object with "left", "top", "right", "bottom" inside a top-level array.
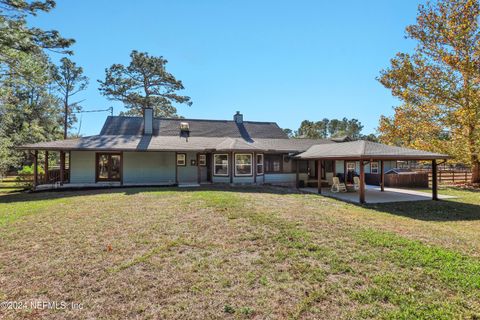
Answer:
[
  {"left": 120, "top": 151, "right": 124, "bottom": 186},
  {"left": 253, "top": 152, "right": 257, "bottom": 184},
  {"left": 175, "top": 155, "right": 178, "bottom": 185},
  {"left": 68, "top": 151, "right": 71, "bottom": 183},
  {"left": 432, "top": 159, "right": 438, "bottom": 200},
  {"left": 60, "top": 151, "right": 65, "bottom": 186},
  {"left": 197, "top": 153, "right": 201, "bottom": 185},
  {"left": 230, "top": 152, "right": 233, "bottom": 184},
  {"left": 380, "top": 160, "right": 384, "bottom": 192},
  {"left": 317, "top": 159, "right": 322, "bottom": 194},
  {"left": 44, "top": 150, "right": 49, "bottom": 184},
  {"left": 359, "top": 160, "right": 366, "bottom": 204},
  {"left": 33, "top": 150, "right": 38, "bottom": 188},
  {"left": 295, "top": 159, "right": 300, "bottom": 188},
  {"left": 343, "top": 161, "right": 347, "bottom": 183}
]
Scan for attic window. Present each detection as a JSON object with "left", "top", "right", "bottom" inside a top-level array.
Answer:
[{"left": 180, "top": 122, "right": 190, "bottom": 132}]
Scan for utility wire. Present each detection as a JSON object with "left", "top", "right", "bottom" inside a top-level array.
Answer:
[
  {"left": 73, "top": 107, "right": 114, "bottom": 136},
  {"left": 72, "top": 106, "right": 113, "bottom": 116}
]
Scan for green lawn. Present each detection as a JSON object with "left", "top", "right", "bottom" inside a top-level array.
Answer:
[{"left": 0, "top": 186, "right": 479, "bottom": 319}]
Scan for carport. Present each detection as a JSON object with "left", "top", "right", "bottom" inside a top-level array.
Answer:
[{"left": 295, "top": 141, "right": 449, "bottom": 204}]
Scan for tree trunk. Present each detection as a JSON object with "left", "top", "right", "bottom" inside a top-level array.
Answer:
[
  {"left": 472, "top": 159, "right": 480, "bottom": 183},
  {"left": 64, "top": 100, "right": 68, "bottom": 139}
]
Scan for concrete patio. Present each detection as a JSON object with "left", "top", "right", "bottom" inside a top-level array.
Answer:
[{"left": 300, "top": 185, "right": 456, "bottom": 204}]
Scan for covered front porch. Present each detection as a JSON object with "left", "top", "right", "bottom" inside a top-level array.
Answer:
[{"left": 294, "top": 140, "right": 450, "bottom": 204}]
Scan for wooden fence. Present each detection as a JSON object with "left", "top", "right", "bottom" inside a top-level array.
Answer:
[
  {"left": 412, "top": 169, "right": 472, "bottom": 185},
  {"left": 365, "top": 173, "right": 429, "bottom": 188},
  {"left": 365, "top": 169, "right": 472, "bottom": 187},
  {"left": 13, "top": 169, "right": 70, "bottom": 185}
]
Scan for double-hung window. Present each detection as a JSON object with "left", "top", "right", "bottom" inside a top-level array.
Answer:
[
  {"left": 214, "top": 154, "right": 229, "bottom": 176},
  {"left": 235, "top": 154, "right": 252, "bottom": 176},
  {"left": 256, "top": 154, "right": 264, "bottom": 175}
]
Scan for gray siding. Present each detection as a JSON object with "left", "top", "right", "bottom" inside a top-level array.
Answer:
[
  {"left": 233, "top": 176, "right": 255, "bottom": 184},
  {"left": 212, "top": 176, "right": 230, "bottom": 183},
  {"left": 70, "top": 151, "right": 96, "bottom": 183},
  {"left": 177, "top": 151, "right": 198, "bottom": 183},
  {"left": 123, "top": 152, "right": 175, "bottom": 184},
  {"left": 335, "top": 160, "right": 397, "bottom": 174},
  {"left": 264, "top": 173, "right": 296, "bottom": 185}
]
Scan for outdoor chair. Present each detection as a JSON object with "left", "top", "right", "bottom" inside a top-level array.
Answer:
[
  {"left": 331, "top": 177, "right": 347, "bottom": 193},
  {"left": 353, "top": 176, "right": 361, "bottom": 191}
]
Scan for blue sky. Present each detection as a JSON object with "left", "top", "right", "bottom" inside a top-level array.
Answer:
[{"left": 32, "top": 0, "right": 421, "bottom": 136}]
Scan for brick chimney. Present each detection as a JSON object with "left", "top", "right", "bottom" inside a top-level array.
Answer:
[
  {"left": 143, "top": 108, "right": 153, "bottom": 135},
  {"left": 234, "top": 111, "right": 243, "bottom": 124}
]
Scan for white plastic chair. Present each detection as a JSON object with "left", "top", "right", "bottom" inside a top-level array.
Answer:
[
  {"left": 331, "top": 177, "right": 347, "bottom": 193},
  {"left": 353, "top": 176, "right": 361, "bottom": 191}
]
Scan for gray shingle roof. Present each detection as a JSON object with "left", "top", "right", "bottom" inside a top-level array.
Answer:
[
  {"left": 18, "top": 135, "right": 334, "bottom": 152},
  {"left": 295, "top": 140, "right": 449, "bottom": 160},
  {"left": 17, "top": 115, "right": 448, "bottom": 160},
  {"left": 100, "top": 116, "right": 288, "bottom": 139}
]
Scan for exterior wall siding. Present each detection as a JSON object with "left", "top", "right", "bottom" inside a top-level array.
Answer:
[
  {"left": 70, "top": 151, "right": 96, "bottom": 183},
  {"left": 264, "top": 173, "right": 296, "bottom": 185},
  {"left": 334, "top": 160, "right": 397, "bottom": 174},
  {"left": 123, "top": 152, "right": 175, "bottom": 184},
  {"left": 177, "top": 151, "right": 198, "bottom": 184},
  {"left": 71, "top": 151, "right": 382, "bottom": 187},
  {"left": 212, "top": 176, "right": 230, "bottom": 183},
  {"left": 233, "top": 176, "right": 255, "bottom": 184}
]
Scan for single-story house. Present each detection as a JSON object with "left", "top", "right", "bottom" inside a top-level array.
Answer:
[{"left": 19, "top": 109, "right": 448, "bottom": 203}]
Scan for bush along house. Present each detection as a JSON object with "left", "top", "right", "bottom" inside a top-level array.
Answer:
[{"left": 19, "top": 109, "right": 448, "bottom": 203}]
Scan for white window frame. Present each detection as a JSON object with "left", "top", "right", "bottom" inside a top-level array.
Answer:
[
  {"left": 176, "top": 153, "right": 186, "bottom": 166},
  {"left": 198, "top": 154, "right": 206, "bottom": 166},
  {"left": 235, "top": 153, "right": 253, "bottom": 176},
  {"left": 346, "top": 162, "right": 356, "bottom": 172},
  {"left": 371, "top": 162, "right": 379, "bottom": 174},
  {"left": 213, "top": 154, "right": 229, "bottom": 176},
  {"left": 256, "top": 154, "right": 264, "bottom": 175}
]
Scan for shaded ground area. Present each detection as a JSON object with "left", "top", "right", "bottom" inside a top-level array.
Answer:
[
  {"left": 301, "top": 185, "right": 455, "bottom": 203},
  {"left": 0, "top": 186, "right": 479, "bottom": 319}
]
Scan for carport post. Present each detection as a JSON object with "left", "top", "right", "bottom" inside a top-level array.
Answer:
[
  {"left": 432, "top": 159, "right": 438, "bottom": 201},
  {"left": 359, "top": 160, "right": 366, "bottom": 204},
  {"left": 380, "top": 160, "right": 384, "bottom": 192},
  {"left": 317, "top": 160, "right": 322, "bottom": 194}
]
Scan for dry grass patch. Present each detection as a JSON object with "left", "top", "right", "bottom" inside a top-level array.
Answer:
[{"left": 0, "top": 186, "right": 479, "bottom": 319}]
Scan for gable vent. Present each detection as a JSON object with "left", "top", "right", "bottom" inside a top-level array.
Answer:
[
  {"left": 180, "top": 122, "right": 190, "bottom": 139},
  {"left": 180, "top": 122, "right": 190, "bottom": 132}
]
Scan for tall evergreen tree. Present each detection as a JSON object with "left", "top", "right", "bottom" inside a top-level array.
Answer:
[
  {"left": 0, "top": 51, "right": 62, "bottom": 174},
  {"left": 52, "top": 57, "right": 88, "bottom": 139},
  {"left": 98, "top": 50, "right": 192, "bottom": 117},
  {"left": 296, "top": 118, "right": 365, "bottom": 139},
  {"left": 0, "top": 0, "right": 73, "bottom": 174},
  {"left": 0, "top": 0, "right": 74, "bottom": 67}
]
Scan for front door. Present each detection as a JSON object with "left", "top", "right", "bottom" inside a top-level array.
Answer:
[{"left": 198, "top": 153, "right": 211, "bottom": 183}]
